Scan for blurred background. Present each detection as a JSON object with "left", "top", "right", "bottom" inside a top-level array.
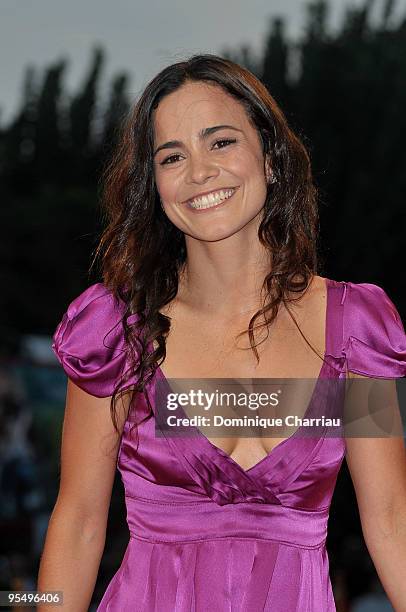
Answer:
[{"left": 1, "top": 0, "right": 405, "bottom": 610}]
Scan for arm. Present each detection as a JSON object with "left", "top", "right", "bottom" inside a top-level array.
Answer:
[
  {"left": 345, "top": 373, "right": 406, "bottom": 611},
  {"left": 37, "top": 379, "right": 130, "bottom": 612}
]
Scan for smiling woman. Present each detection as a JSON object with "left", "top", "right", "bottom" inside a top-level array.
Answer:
[
  {"left": 38, "top": 54, "right": 406, "bottom": 611},
  {"left": 153, "top": 81, "right": 270, "bottom": 240}
]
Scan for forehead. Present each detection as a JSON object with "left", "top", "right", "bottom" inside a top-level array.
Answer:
[{"left": 153, "top": 81, "right": 250, "bottom": 138}]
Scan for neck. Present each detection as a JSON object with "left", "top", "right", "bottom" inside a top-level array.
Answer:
[{"left": 177, "top": 231, "right": 272, "bottom": 318}]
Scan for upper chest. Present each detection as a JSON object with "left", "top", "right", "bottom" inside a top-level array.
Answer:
[
  {"left": 156, "top": 278, "right": 328, "bottom": 380},
  {"left": 150, "top": 277, "right": 329, "bottom": 469}
]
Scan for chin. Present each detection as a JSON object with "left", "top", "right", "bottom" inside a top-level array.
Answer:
[{"left": 185, "top": 223, "right": 251, "bottom": 243}]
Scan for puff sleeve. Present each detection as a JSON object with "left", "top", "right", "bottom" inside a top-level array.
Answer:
[
  {"left": 342, "top": 282, "right": 406, "bottom": 378},
  {"left": 52, "top": 283, "right": 138, "bottom": 397}
]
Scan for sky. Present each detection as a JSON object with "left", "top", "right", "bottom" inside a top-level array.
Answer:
[{"left": 1, "top": 0, "right": 405, "bottom": 125}]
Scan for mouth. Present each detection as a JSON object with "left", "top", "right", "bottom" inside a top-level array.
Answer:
[{"left": 185, "top": 187, "right": 239, "bottom": 212}]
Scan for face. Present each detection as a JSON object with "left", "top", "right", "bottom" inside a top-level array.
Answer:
[{"left": 153, "top": 81, "right": 271, "bottom": 242}]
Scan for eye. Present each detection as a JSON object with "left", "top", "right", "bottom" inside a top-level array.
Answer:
[
  {"left": 160, "top": 153, "right": 182, "bottom": 166},
  {"left": 212, "top": 138, "right": 236, "bottom": 149},
  {"left": 159, "top": 138, "right": 237, "bottom": 165}
]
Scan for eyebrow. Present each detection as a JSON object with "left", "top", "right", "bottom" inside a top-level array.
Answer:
[{"left": 153, "top": 124, "right": 243, "bottom": 157}]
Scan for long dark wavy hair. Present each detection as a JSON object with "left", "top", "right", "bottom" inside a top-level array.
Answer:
[{"left": 91, "top": 53, "right": 322, "bottom": 438}]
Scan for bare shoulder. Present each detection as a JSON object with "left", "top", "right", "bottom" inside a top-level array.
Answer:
[
  {"left": 305, "top": 274, "right": 328, "bottom": 313},
  {"left": 308, "top": 274, "right": 328, "bottom": 298},
  {"left": 284, "top": 274, "right": 328, "bottom": 315}
]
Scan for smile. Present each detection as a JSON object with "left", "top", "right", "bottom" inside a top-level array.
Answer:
[{"left": 186, "top": 187, "right": 238, "bottom": 210}]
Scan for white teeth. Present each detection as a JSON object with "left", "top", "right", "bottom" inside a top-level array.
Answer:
[{"left": 189, "top": 189, "right": 235, "bottom": 209}]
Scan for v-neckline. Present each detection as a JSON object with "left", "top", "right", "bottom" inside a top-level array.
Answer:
[{"left": 153, "top": 277, "right": 333, "bottom": 477}]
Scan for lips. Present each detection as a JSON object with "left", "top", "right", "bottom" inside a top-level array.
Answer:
[
  {"left": 185, "top": 187, "right": 239, "bottom": 212},
  {"left": 183, "top": 187, "right": 238, "bottom": 205}
]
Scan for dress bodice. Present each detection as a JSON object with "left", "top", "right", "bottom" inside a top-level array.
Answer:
[{"left": 51, "top": 278, "right": 406, "bottom": 611}]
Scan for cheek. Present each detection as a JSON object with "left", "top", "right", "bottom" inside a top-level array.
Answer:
[
  {"left": 228, "top": 148, "right": 264, "bottom": 178},
  {"left": 155, "top": 171, "right": 177, "bottom": 202}
]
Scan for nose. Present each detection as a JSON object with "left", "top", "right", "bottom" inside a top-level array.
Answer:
[{"left": 185, "top": 151, "right": 220, "bottom": 184}]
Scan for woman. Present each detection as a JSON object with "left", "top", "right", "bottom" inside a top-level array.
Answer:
[{"left": 38, "top": 54, "right": 406, "bottom": 611}]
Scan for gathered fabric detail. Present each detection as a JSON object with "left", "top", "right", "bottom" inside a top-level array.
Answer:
[{"left": 52, "top": 283, "right": 140, "bottom": 397}]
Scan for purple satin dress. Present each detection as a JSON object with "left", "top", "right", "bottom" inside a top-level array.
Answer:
[{"left": 52, "top": 278, "right": 406, "bottom": 611}]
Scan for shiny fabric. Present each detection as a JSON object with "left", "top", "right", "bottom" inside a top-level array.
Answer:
[{"left": 52, "top": 279, "right": 406, "bottom": 611}]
